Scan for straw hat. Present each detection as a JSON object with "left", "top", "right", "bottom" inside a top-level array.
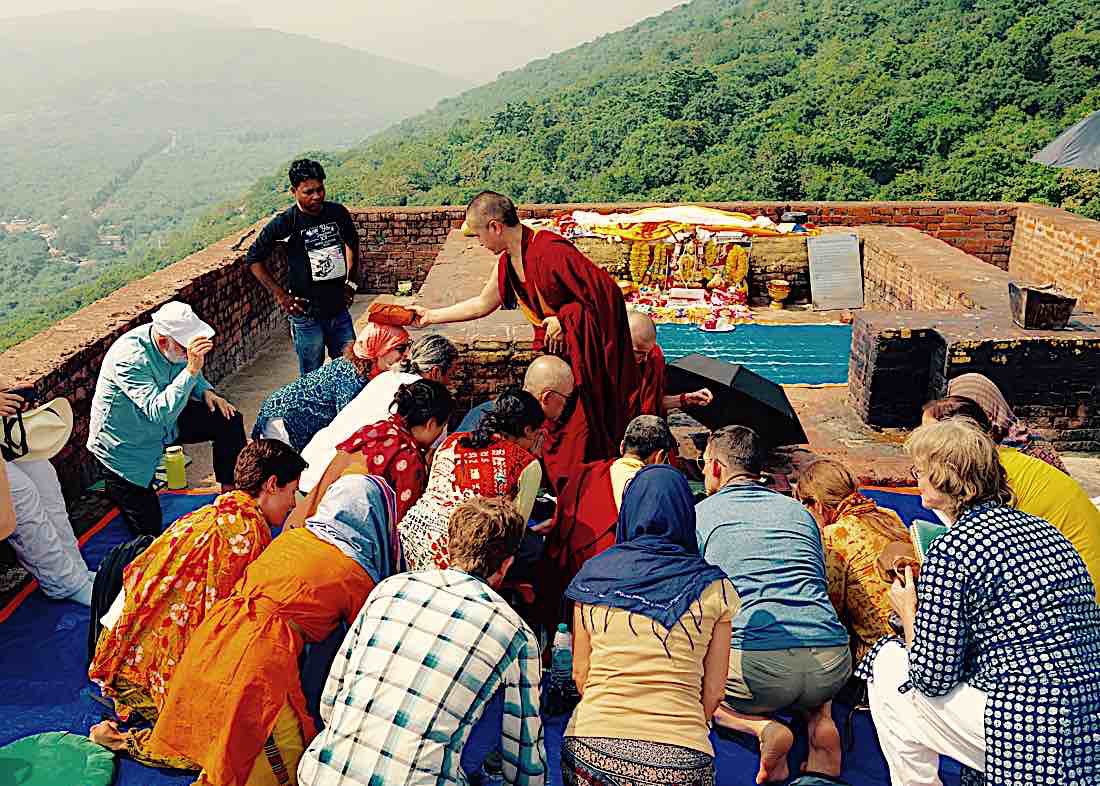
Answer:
[{"left": 4, "top": 397, "right": 74, "bottom": 463}]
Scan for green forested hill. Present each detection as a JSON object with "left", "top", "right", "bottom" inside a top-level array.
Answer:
[
  {"left": 314, "top": 0, "right": 1099, "bottom": 213},
  {"left": 2, "top": 0, "right": 1099, "bottom": 350}
]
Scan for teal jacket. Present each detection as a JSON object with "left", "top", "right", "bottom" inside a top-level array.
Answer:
[{"left": 87, "top": 324, "right": 211, "bottom": 487}]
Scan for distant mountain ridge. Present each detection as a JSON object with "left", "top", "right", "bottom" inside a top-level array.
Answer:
[{"left": 0, "top": 9, "right": 469, "bottom": 225}]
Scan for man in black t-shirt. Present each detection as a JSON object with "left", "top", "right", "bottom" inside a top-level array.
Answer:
[{"left": 247, "top": 159, "right": 359, "bottom": 376}]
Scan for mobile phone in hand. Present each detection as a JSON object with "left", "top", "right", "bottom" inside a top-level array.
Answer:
[{"left": 7, "top": 386, "right": 36, "bottom": 407}]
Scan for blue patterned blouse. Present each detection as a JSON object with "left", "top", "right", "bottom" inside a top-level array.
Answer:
[
  {"left": 857, "top": 502, "right": 1100, "bottom": 785},
  {"left": 252, "top": 358, "right": 370, "bottom": 451}
]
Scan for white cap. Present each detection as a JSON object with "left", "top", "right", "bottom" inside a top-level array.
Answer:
[{"left": 151, "top": 301, "right": 215, "bottom": 348}]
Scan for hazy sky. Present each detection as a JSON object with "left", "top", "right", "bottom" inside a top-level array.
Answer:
[{"left": 0, "top": 1, "right": 688, "bottom": 82}]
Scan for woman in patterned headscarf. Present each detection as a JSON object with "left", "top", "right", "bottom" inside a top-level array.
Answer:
[
  {"left": 252, "top": 322, "right": 410, "bottom": 451},
  {"left": 946, "top": 372, "right": 1068, "bottom": 473}
]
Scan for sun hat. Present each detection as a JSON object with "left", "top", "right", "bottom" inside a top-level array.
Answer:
[
  {"left": 151, "top": 301, "right": 215, "bottom": 348},
  {"left": 2, "top": 397, "right": 74, "bottom": 463}
]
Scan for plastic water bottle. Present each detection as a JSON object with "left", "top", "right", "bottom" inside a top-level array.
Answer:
[
  {"left": 543, "top": 623, "right": 578, "bottom": 716},
  {"left": 164, "top": 446, "right": 187, "bottom": 490},
  {"left": 551, "top": 623, "right": 573, "bottom": 676}
]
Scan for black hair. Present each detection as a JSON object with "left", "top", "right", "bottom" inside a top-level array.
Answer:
[
  {"left": 289, "top": 158, "right": 326, "bottom": 188},
  {"left": 234, "top": 439, "right": 308, "bottom": 496},
  {"left": 922, "top": 396, "right": 993, "bottom": 434},
  {"left": 391, "top": 379, "right": 455, "bottom": 429},
  {"left": 622, "top": 415, "right": 675, "bottom": 458},
  {"left": 708, "top": 425, "right": 764, "bottom": 474},
  {"left": 467, "top": 190, "right": 520, "bottom": 227},
  {"left": 460, "top": 386, "right": 543, "bottom": 449}
]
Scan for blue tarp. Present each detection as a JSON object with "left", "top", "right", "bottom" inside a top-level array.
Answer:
[
  {"left": 657, "top": 323, "right": 852, "bottom": 386},
  {"left": 0, "top": 489, "right": 958, "bottom": 785}
]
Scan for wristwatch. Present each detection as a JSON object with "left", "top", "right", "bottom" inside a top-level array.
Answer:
[{"left": 345, "top": 280, "right": 358, "bottom": 292}]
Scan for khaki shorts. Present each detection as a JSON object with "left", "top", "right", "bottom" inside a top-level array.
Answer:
[{"left": 725, "top": 644, "right": 852, "bottom": 715}]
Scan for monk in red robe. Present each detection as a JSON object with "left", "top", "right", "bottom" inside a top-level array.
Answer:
[
  {"left": 628, "top": 311, "right": 714, "bottom": 416},
  {"left": 535, "top": 415, "right": 675, "bottom": 628},
  {"left": 415, "top": 191, "right": 640, "bottom": 489}
]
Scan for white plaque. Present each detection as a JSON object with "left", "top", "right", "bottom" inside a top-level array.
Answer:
[{"left": 807, "top": 233, "right": 864, "bottom": 311}]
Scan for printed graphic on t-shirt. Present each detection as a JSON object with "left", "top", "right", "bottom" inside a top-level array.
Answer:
[{"left": 302, "top": 222, "right": 347, "bottom": 282}]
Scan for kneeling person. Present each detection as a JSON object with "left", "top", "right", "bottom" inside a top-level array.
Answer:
[{"left": 298, "top": 497, "right": 546, "bottom": 786}]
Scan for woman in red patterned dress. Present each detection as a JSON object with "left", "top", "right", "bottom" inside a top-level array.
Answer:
[{"left": 398, "top": 387, "right": 544, "bottom": 571}]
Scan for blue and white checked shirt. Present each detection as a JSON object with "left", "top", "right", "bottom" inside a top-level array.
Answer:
[{"left": 298, "top": 569, "right": 546, "bottom": 786}]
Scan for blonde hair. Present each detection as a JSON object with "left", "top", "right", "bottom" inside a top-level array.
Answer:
[
  {"left": 905, "top": 418, "right": 1013, "bottom": 518},
  {"left": 447, "top": 496, "right": 526, "bottom": 579},
  {"left": 797, "top": 458, "right": 909, "bottom": 541}
]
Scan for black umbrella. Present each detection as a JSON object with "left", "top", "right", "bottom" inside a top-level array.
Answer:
[
  {"left": 665, "top": 354, "right": 808, "bottom": 448},
  {"left": 1032, "top": 109, "right": 1100, "bottom": 169}
]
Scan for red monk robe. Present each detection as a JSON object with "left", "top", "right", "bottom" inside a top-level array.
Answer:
[
  {"left": 635, "top": 344, "right": 668, "bottom": 417},
  {"left": 536, "top": 458, "right": 621, "bottom": 629},
  {"left": 499, "top": 227, "right": 640, "bottom": 489}
]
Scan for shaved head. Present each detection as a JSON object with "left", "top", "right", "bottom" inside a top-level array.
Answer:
[
  {"left": 629, "top": 311, "right": 657, "bottom": 345},
  {"left": 466, "top": 190, "right": 519, "bottom": 228},
  {"left": 524, "top": 355, "right": 574, "bottom": 394},
  {"left": 629, "top": 310, "right": 658, "bottom": 363}
]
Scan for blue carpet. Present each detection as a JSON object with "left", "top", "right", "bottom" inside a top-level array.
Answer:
[
  {"left": 0, "top": 489, "right": 959, "bottom": 785},
  {"left": 657, "top": 323, "right": 852, "bottom": 385}
]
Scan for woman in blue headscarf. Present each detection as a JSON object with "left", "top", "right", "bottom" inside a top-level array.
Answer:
[{"left": 562, "top": 465, "right": 739, "bottom": 786}]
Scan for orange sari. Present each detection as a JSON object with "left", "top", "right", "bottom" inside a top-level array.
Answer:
[
  {"left": 146, "top": 527, "right": 373, "bottom": 786},
  {"left": 88, "top": 491, "right": 271, "bottom": 719}
]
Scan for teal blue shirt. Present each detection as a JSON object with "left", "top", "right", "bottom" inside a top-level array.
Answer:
[
  {"left": 87, "top": 324, "right": 211, "bottom": 487},
  {"left": 695, "top": 483, "right": 848, "bottom": 651}
]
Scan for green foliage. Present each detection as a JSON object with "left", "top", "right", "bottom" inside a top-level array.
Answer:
[
  {"left": 259, "top": 0, "right": 1099, "bottom": 215},
  {"left": 3, "top": 0, "right": 1100, "bottom": 349}
]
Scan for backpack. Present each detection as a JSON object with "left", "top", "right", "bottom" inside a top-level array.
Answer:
[{"left": 86, "top": 535, "right": 155, "bottom": 669}]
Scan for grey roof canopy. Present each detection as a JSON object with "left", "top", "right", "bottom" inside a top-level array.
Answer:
[{"left": 1032, "top": 109, "right": 1100, "bottom": 169}]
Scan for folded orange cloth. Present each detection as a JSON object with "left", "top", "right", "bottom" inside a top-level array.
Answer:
[{"left": 367, "top": 302, "right": 415, "bottom": 327}]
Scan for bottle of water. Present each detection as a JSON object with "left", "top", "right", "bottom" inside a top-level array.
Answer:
[
  {"left": 544, "top": 623, "right": 578, "bottom": 716},
  {"left": 551, "top": 623, "right": 573, "bottom": 676}
]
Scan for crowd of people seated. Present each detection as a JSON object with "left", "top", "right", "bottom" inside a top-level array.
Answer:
[{"left": 4, "top": 168, "right": 1100, "bottom": 786}]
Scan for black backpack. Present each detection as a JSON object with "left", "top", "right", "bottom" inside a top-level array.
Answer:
[{"left": 87, "top": 535, "right": 155, "bottom": 669}]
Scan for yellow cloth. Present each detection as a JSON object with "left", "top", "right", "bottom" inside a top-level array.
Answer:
[
  {"left": 823, "top": 508, "right": 911, "bottom": 663},
  {"left": 193, "top": 704, "right": 304, "bottom": 786},
  {"left": 609, "top": 456, "right": 645, "bottom": 510},
  {"left": 1000, "top": 447, "right": 1100, "bottom": 602},
  {"left": 566, "top": 579, "right": 738, "bottom": 755}
]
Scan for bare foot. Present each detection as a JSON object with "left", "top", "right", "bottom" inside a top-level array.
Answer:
[
  {"left": 757, "top": 720, "right": 794, "bottom": 784},
  {"left": 89, "top": 720, "right": 127, "bottom": 751},
  {"left": 806, "top": 707, "right": 843, "bottom": 776}
]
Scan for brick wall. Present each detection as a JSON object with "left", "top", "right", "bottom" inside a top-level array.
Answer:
[
  {"left": 859, "top": 227, "right": 1009, "bottom": 312},
  {"left": 850, "top": 309, "right": 1100, "bottom": 449},
  {"left": 349, "top": 207, "right": 464, "bottom": 293},
  {"left": 747, "top": 236, "right": 812, "bottom": 306},
  {"left": 1008, "top": 205, "right": 1100, "bottom": 314},
  {"left": 513, "top": 201, "right": 1018, "bottom": 269},
  {"left": 848, "top": 314, "right": 945, "bottom": 428},
  {"left": 444, "top": 338, "right": 535, "bottom": 423},
  {"left": 0, "top": 220, "right": 286, "bottom": 497}
]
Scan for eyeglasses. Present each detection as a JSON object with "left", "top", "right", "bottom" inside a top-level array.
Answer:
[{"left": 696, "top": 454, "right": 726, "bottom": 471}]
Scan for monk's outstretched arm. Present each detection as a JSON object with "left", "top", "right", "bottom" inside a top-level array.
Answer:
[{"left": 414, "top": 269, "right": 502, "bottom": 327}]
